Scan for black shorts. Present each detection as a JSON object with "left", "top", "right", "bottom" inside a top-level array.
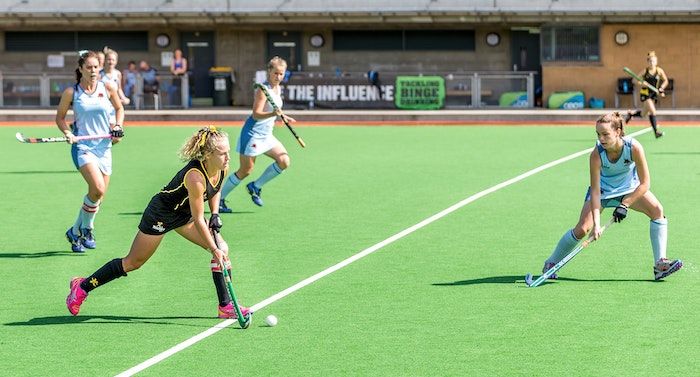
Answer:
[
  {"left": 640, "top": 89, "right": 658, "bottom": 103},
  {"left": 138, "top": 196, "right": 192, "bottom": 235}
]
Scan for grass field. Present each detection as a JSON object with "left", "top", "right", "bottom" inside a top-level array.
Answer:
[{"left": 1, "top": 124, "right": 698, "bottom": 376}]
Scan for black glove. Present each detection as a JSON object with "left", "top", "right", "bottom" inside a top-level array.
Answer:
[
  {"left": 111, "top": 125, "right": 124, "bottom": 138},
  {"left": 612, "top": 204, "right": 628, "bottom": 223},
  {"left": 209, "top": 213, "right": 222, "bottom": 232}
]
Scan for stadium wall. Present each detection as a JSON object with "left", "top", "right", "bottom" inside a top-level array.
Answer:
[{"left": 543, "top": 24, "right": 699, "bottom": 109}]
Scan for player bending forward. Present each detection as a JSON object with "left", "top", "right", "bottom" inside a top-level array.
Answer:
[
  {"left": 540, "top": 112, "right": 682, "bottom": 281},
  {"left": 66, "top": 127, "right": 250, "bottom": 318}
]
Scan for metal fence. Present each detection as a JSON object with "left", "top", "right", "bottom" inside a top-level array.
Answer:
[
  {"left": 0, "top": 71, "right": 190, "bottom": 109},
  {"left": 1, "top": 70, "right": 535, "bottom": 109}
]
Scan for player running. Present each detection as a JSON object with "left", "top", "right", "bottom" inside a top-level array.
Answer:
[
  {"left": 627, "top": 51, "right": 669, "bottom": 138},
  {"left": 540, "top": 111, "right": 682, "bottom": 281},
  {"left": 56, "top": 50, "right": 124, "bottom": 253},
  {"left": 219, "top": 56, "right": 296, "bottom": 213},
  {"left": 66, "top": 126, "right": 250, "bottom": 319}
]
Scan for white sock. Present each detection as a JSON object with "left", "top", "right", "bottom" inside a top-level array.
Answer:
[
  {"left": 254, "top": 162, "right": 283, "bottom": 188},
  {"left": 650, "top": 218, "right": 668, "bottom": 262},
  {"left": 546, "top": 229, "right": 581, "bottom": 264},
  {"left": 220, "top": 173, "right": 241, "bottom": 199},
  {"left": 78, "top": 195, "right": 100, "bottom": 230}
]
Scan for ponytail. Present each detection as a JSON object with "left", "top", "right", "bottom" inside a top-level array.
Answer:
[
  {"left": 596, "top": 112, "right": 626, "bottom": 136},
  {"left": 179, "top": 126, "right": 228, "bottom": 161}
]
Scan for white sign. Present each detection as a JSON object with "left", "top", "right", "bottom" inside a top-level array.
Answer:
[
  {"left": 307, "top": 51, "right": 320, "bottom": 67},
  {"left": 161, "top": 51, "right": 173, "bottom": 67},
  {"left": 47, "top": 54, "right": 65, "bottom": 68}
]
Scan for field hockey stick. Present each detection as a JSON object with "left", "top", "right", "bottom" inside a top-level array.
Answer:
[
  {"left": 525, "top": 217, "right": 615, "bottom": 288},
  {"left": 15, "top": 132, "right": 112, "bottom": 144},
  {"left": 211, "top": 228, "right": 252, "bottom": 329},
  {"left": 254, "top": 83, "right": 306, "bottom": 148},
  {"left": 622, "top": 67, "right": 660, "bottom": 94}
]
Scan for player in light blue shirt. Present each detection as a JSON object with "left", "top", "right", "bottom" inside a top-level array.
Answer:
[
  {"left": 56, "top": 50, "right": 124, "bottom": 253},
  {"left": 540, "top": 111, "right": 681, "bottom": 281},
  {"left": 219, "top": 56, "right": 296, "bottom": 212},
  {"left": 100, "top": 48, "right": 131, "bottom": 123}
]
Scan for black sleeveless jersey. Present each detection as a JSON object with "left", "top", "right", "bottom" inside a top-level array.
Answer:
[
  {"left": 643, "top": 68, "right": 661, "bottom": 88},
  {"left": 155, "top": 159, "right": 224, "bottom": 213}
]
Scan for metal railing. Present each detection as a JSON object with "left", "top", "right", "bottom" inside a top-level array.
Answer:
[{"left": 0, "top": 71, "right": 190, "bottom": 109}]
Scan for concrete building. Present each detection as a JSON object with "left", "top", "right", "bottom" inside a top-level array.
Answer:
[{"left": 1, "top": 0, "right": 698, "bottom": 108}]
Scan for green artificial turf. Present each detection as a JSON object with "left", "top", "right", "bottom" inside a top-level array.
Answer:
[{"left": 1, "top": 125, "right": 697, "bottom": 376}]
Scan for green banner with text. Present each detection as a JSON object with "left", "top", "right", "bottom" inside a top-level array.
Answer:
[{"left": 394, "top": 76, "right": 445, "bottom": 110}]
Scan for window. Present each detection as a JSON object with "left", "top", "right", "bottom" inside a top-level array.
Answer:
[
  {"left": 5, "top": 31, "right": 148, "bottom": 52},
  {"left": 333, "top": 30, "right": 474, "bottom": 51},
  {"left": 541, "top": 25, "right": 599, "bottom": 62}
]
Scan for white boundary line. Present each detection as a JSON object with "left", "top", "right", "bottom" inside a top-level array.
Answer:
[{"left": 116, "top": 127, "right": 651, "bottom": 376}]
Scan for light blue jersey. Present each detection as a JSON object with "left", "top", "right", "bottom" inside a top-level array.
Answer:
[
  {"left": 244, "top": 82, "right": 282, "bottom": 137},
  {"left": 596, "top": 136, "right": 639, "bottom": 199},
  {"left": 72, "top": 81, "right": 112, "bottom": 151},
  {"left": 100, "top": 70, "right": 119, "bottom": 123},
  {"left": 236, "top": 82, "right": 283, "bottom": 156}
]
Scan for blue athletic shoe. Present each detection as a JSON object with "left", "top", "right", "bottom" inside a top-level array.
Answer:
[
  {"left": 66, "top": 228, "right": 85, "bottom": 253},
  {"left": 80, "top": 228, "right": 96, "bottom": 249},
  {"left": 219, "top": 199, "right": 233, "bottom": 214},
  {"left": 246, "top": 182, "right": 264, "bottom": 207}
]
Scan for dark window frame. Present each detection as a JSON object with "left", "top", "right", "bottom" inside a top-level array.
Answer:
[
  {"left": 5, "top": 31, "right": 149, "bottom": 52},
  {"left": 541, "top": 25, "right": 600, "bottom": 62},
  {"left": 333, "top": 29, "right": 475, "bottom": 51}
]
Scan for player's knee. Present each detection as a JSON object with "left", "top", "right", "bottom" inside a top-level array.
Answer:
[
  {"left": 651, "top": 202, "right": 664, "bottom": 219},
  {"left": 89, "top": 185, "right": 107, "bottom": 200},
  {"left": 277, "top": 155, "right": 290, "bottom": 170}
]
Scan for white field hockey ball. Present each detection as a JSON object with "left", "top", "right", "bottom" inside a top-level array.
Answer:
[{"left": 265, "top": 315, "right": 278, "bottom": 327}]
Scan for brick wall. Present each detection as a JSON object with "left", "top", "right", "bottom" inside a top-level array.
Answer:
[{"left": 543, "top": 24, "right": 699, "bottom": 109}]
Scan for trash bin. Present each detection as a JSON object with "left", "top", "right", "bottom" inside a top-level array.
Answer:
[{"left": 209, "top": 67, "right": 233, "bottom": 106}]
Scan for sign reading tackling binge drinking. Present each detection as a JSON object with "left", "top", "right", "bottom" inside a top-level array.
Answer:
[{"left": 394, "top": 76, "right": 445, "bottom": 110}]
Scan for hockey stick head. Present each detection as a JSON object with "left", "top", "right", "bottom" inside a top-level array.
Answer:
[
  {"left": 524, "top": 273, "right": 534, "bottom": 287},
  {"left": 15, "top": 132, "right": 24, "bottom": 143}
]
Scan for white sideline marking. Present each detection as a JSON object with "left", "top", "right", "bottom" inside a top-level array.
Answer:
[{"left": 116, "top": 127, "right": 651, "bottom": 376}]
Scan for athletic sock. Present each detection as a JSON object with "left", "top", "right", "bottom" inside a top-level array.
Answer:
[
  {"left": 545, "top": 229, "right": 581, "bottom": 264},
  {"left": 211, "top": 259, "right": 232, "bottom": 306},
  {"left": 649, "top": 115, "right": 659, "bottom": 133},
  {"left": 220, "top": 173, "right": 241, "bottom": 199},
  {"left": 650, "top": 218, "right": 668, "bottom": 262},
  {"left": 78, "top": 195, "right": 100, "bottom": 230},
  {"left": 254, "top": 162, "right": 283, "bottom": 188},
  {"left": 80, "top": 258, "right": 127, "bottom": 293}
]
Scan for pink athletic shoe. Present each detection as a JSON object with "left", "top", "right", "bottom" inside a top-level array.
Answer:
[
  {"left": 218, "top": 302, "right": 250, "bottom": 319},
  {"left": 66, "top": 277, "right": 88, "bottom": 316}
]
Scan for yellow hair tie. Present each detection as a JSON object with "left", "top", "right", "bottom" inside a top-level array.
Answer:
[{"left": 198, "top": 126, "right": 218, "bottom": 147}]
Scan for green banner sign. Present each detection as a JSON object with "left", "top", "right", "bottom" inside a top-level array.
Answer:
[{"left": 395, "top": 76, "right": 445, "bottom": 110}]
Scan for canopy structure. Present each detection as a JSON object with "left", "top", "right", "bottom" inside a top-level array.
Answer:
[{"left": 1, "top": 0, "right": 699, "bottom": 26}]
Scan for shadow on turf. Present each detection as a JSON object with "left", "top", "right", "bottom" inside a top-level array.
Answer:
[
  {"left": 0, "top": 170, "right": 75, "bottom": 174},
  {"left": 433, "top": 275, "right": 653, "bottom": 286},
  {"left": 0, "top": 251, "right": 81, "bottom": 258},
  {"left": 118, "top": 211, "right": 255, "bottom": 216},
  {"left": 4, "top": 315, "right": 219, "bottom": 328}
]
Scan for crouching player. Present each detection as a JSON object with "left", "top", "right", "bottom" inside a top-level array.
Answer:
[
  {"left": 541, "top": 112, "right": 682, "bottom": 281},
  {"left": 66, "top": 126, "right": 250, "bottom": 318}
]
